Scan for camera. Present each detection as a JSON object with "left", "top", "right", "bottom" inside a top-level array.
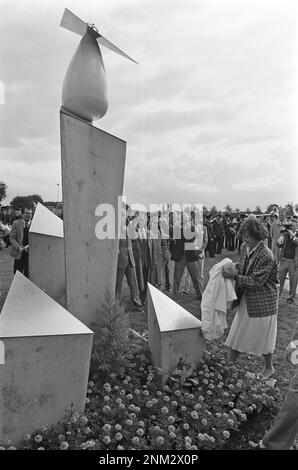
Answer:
[{"left": 280, "top": 222, "right": 293, "bottom": 234}]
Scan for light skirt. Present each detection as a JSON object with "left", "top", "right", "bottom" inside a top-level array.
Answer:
[{"left": 225, "top": 297, "right": 277, "bottom": 356}]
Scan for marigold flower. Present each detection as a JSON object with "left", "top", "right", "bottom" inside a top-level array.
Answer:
[
  {"left": 183, "top": 423, "right": 190, "bottom": 430},
  {"left": 88, "top": 380, "right": 95, "bottom": 387},
  {"left": 103, "top": 435, "right": 111, "bottom": 445},
  {"left": 227, "top": 419, "right": 234, "bottom": 426},
  {"left": 181, "top": 406, "right": 187, "bottom": 412},
  {"left": 132, "top": 437, "right": 140, "bottom": 446},
  {"left": 80, "top": 416, "right": 88, "bottom": 425},
  {"left": 146, "top": 401, "right": 153, "bottom": 408},
  {"left": 198, "top": 396, "right": 204, "bottom": 402},
  {"left": 34, "top": 434, "right": 43, "bottom": 443},
  {"left": 201, "top": 419, "right": 208, "bottom": 426},
  {"left": 59, "top": 441, "right": 69, "bottom": 450},
  {"left": 37, "top": 447, "right": 45, "bottom": 450},
  {"left": 198, "top": 433, "right": 205, "bottom": 441},
  {"left": 207, "top": 391, "right": 213, "bottom": 396},
  {"left": 138, "top": 421, "right": 145, "bottom": 427},
  {"left": 143, "top": 390, "right": 149, "bottom": 396},
  {"left": 171, "top": 400, "right": 178, "bottom": 407},
  {"left": 161, "top": 407, "right": 169, "bottom": 414},
  {"left": 117, "top": 445, "right": 124, "bottom": 450},
  {"left": 175, "top": 390, "right": 181, "bottom": 397},
  {"left": 156, "top": 436, "right": 164, "bottom": 445},
  {"left": 137, "top": 428, "right": 144, "bottom": 437},
  {"left": 102, "top": 405, "right": 111, "bottom": 413},
  {"left": 134, "top": 389, "right": 140, "bottom": 395},
  {"left": 115, "top": 433, "right": 123, "bottom": 441},
  {"left": 168, "top": 416, "right": 175, "bottom": 424},
  {"left": 23, "top": 434, "right": 31, "bottom": 441},
  {"left": 191, "top": 411, "right": 199, "bottom": 419},
  {"left": 85, "top": 398, "right": 90, "bottom": 404},
  {"left": 119, "top": 403, "right": 125, "bottom": 409},
  {"left": 126, "top": 419, "right": 133, "bottom": 426},
  {"left": 169, "top": 432, "right": 176, "bottom": 439},
  {"left": 102, "top": 424, "right": 112, "bottom": 433},
  {"left": 223, "top": 431, "right": 230, "bottom": 439},
  {"left": 113, "top": 385, "right": 119, "bottom": 391},
  {"left": 156, "top": 391, "right": 162, "bottom": 396},
  {"left": 58, "top": 434, "right": 65, "bottom": 441}
]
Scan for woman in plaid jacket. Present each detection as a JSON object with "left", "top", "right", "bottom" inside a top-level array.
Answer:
[{"left": 223, "top": 218, "right": 279, "bottom": 380}]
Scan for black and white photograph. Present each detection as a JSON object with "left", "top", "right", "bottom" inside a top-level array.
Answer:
[{"left": 0, "top": 0, "right": 298, "bottom": 457}]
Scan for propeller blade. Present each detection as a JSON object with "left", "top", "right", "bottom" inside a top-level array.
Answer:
[
  {"left": 60, "top": 8, "right": 87, "bottom": 36},
  {"left": 97, "top": 34, "right": 138, "bottom": 64}
]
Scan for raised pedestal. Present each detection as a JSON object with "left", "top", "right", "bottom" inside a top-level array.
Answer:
[
  {"left": 60, "top": 109, "right": 126, "bottom": 326},
  {"left": 147, "top": 283, "right": 205, "bottom": 383},
  {"left": 29, "top": 203, "right": 65, "bottom": 304},
  {"left": 0, "top": 272, "right": 93, "bottom": 445}
]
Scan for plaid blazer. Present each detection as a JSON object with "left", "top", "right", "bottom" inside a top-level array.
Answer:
[{"left": 235, "top": 241, "right": 279, "bottom": 317}]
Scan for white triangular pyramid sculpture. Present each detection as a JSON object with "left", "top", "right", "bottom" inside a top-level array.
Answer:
[
  {"left": 30, "top": 202, "right": 63, "bottom": 238},
  {"left": 29, "top": 203, "right": 65, "bottom": 303},
  {"left": 147, "top": 283, "right": 205, "bottom": 382},
  {"left": 0, "top": 272, "right": 93, "bottom": 445},
  {"left": 0, "top": 271, "right": 90, "bottom": 338},
  {"left": 148, "top": 283, "right": 202, "bottom": 332}
]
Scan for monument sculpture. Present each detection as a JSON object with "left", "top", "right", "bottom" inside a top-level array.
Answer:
[
  {"left": 61, "top": 8, "right": 137, "bottom": 122},
  {"left": 0, "top": 272, "right": 93, "bottom": 445},
  {"left": 29, "top": 203, "right": 65, "bottom": 303},
  {"left": 147, "top": 283, "right": 205, "bottom": 383},
  {"left": 60, "top": 8, "right": 136, "bottom": 326}
]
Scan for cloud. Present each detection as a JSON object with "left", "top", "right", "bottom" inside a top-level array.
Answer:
[{"left": 232, "top": 174, "right": 283, "bottom": 192}]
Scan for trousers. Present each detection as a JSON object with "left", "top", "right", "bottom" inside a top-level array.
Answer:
[{"left": 262, "top": 370, "right": 298, "bottom": 449}]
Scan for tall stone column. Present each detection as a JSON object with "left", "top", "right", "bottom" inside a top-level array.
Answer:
[{"left": 60, "top": 109, "right": 126, "bottom": 326}]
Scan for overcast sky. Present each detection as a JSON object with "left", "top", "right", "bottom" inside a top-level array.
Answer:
[{"left": 0, "top": 0, "right": 297, "bottom": 211}]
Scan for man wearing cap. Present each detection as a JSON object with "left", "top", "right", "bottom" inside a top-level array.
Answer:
[
  {"left": 9, "top": 207, "right": 32, "bottom": 277},
  {"left": 277, "top": 220, "right": 298, "bottom": 304}
]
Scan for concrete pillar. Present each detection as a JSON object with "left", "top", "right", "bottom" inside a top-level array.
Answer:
[
  {"left": 60, "top": 109, "right": 126, "bottom": 326},
  {"left": 29, "top": 203, "right": 65, "bottom": 304},
  {"left": 0, "top": 271, "right": 93, "bottom": 445},
  {"left": 147, "top": 283, "right": 205, "bottom": 383}
]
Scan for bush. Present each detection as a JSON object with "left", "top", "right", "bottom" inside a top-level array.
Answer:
[{"left": 89, "top": 291, "right": 131, "bottom": 381}]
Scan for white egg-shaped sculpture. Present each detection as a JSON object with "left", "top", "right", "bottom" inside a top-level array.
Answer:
[{"left": 62, "top": 32, "right": 108, "bottom": 122}]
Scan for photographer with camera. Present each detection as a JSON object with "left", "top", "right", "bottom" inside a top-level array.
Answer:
[{"left": 277, "top": 220, "right": 298, "bottom": 305}]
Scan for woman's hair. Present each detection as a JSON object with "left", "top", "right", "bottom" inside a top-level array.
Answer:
[{"left": 239, "top": 218, "right": 268, "bottom": 241}]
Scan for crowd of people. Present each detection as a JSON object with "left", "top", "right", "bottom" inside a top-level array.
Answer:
[{"left": 0, "top": 203, "right": 297, "bottom": 450}]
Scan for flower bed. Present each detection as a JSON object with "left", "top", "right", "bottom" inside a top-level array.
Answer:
[{"left": 0, "top": 332, "right": 283, "bottom": 451}]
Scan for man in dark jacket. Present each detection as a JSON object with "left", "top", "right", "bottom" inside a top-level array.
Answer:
[
  {"left": 212, "top": 213, "right": 225, "bottom": 254},
  {"left": 204, "top": 214, "right": 215, "bottom": 257},
  {"left": 170, "top": 213, "right": 202, "bottom": 300}
]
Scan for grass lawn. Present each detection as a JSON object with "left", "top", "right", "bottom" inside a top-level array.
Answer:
[{"left": 0, "top": 246, "right": 297, "bottom": 449}]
